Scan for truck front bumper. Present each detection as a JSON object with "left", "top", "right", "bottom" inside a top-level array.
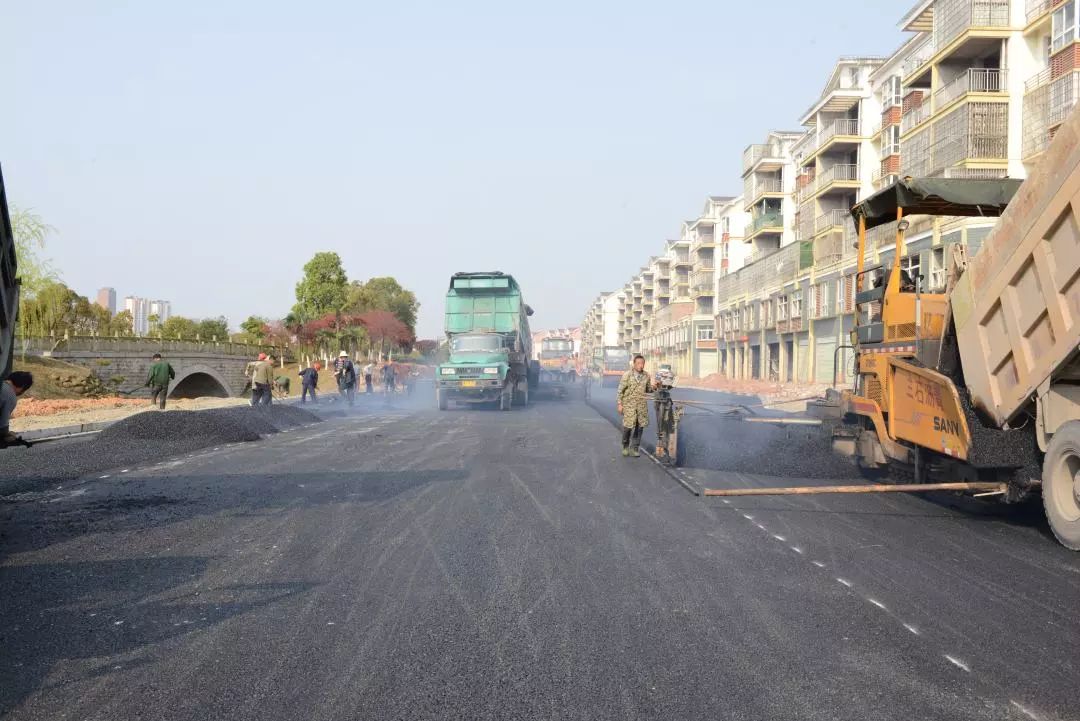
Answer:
[{"left": 437, "top": 378, "right": 505, "bottom": 401}]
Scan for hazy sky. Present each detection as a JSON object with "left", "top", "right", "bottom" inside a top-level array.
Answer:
[{"left": 3, "top": 0, "right": 904, "bottom": 338}]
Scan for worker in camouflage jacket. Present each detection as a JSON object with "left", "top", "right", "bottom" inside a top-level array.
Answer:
[{"left": 616, "top": 354, "right": 654, "bottom": 457}]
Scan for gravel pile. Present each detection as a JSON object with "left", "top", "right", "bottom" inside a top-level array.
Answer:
[{"left": 1, "top": 406, "right": 321, "bottom": 495}]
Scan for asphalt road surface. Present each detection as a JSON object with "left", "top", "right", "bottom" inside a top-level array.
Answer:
[{"left": 1, "top": 391, "right": 1078, "bottom": 720}]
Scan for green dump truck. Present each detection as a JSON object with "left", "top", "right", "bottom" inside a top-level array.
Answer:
[{"left": 436, "top": 272, "right": 537, "bottom": 411}]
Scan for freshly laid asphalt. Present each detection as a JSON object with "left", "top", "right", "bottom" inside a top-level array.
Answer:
[{"left": 1, "top": 388, "right": 1077, "bottom": 720}]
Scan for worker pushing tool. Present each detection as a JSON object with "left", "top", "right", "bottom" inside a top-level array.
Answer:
[{"left": 617, "top": 354, "right": 653, "bottom": 457}]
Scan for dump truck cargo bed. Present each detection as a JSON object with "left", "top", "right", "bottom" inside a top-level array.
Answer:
[{"left": 952, "top": 106, "right": 1080, "bottom": 429}]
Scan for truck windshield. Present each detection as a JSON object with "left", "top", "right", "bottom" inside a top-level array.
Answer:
[
  {"left": 604, "top": 349, "right": 630, "bottom": 365},
  {"left": 451, "top": 335, "right": 505, "bottom": 353},
  {"left": 542, "top": 340, "right": 572, "bottom": 352}
]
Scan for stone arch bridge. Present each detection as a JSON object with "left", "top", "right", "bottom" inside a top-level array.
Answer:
[{"left": 17, "top": 336, "right": 293, "bottom": 399}]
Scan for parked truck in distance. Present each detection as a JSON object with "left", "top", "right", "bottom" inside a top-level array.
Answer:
[
  {"left": 593, "top": 346, "right": 630, "bottom": 387},
  {"left": 436, "top": 272, "right": 537, "bottom": 411},
  {"left": 538, "top": 336, "right": 576, "bottom": 384}
]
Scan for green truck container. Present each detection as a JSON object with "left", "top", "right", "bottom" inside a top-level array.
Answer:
[{"left": 436, "top": 272, "right": 536, "bottom": 411}]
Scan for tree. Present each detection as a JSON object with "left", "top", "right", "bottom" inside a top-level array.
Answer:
[
  {"left": 239, "top": 315, "right": 270, "bottom": 343},
  {"left": 108, "top": 309, "right": 135, "bottom": 337},
  {"left": 161, "top": 316, "right": 198, "bottom": 338},
  {"left": 292, "top": 252, "right": 348, "bottom": 322},
  {"left": 357, "top": 310, "right": 412, "bottom": 357},
  {"left": 415, "top": 339, "right": 438, "bottom": 357},
  {"left": 10, "top": 206, "right": 58, "bottom": 299},
  {"left": 196, "top": 316, "right": 229, "bottom": 340},
  {"left": 346, "top": 276, "right": 419, "bottom": 332},
  {"left": 148, "top": 314, "right": 161, "bottom": 334}
]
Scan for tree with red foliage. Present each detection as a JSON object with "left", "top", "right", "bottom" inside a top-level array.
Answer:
[{"left": 357, "top": 310, "right": 413, "bottom": 356}]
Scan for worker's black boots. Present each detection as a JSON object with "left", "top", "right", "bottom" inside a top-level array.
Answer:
[{"left": 620, "top": 427, "right": 643, "bottom": 458}]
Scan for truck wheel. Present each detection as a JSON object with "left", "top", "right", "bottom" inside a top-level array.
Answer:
[
  {"left": 437, "top": 388, "right": 448, "bottom": 411},
  {"left": 500, "top": 389, "right": 512, "bottom": 411},
  {"left": 1042, "top": 421, "right": 1080, "bottom": 550}
]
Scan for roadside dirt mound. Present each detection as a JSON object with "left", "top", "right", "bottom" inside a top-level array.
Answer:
[
  {"left": 13, "top": 397, "right": 145, "bottom": 419},
  {"left": 13, "top": 356, "right": 114, "bottom": 400}
]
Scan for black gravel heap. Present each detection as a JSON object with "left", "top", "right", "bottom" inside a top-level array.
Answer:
[{"left": 1, "top": 406, "right": 321, "bottom": 495}]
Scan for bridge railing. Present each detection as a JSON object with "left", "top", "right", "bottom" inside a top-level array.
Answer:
[{"left": 16, "top": 334, "right": 289, "bottom": 358}]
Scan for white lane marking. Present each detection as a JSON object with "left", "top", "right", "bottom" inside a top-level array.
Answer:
[
  {"left": 120, "top": 469, "right": 130, "bottom": 474},
  {"left": 742, "top": 514, "right": 753, "bottom": 520},
  {"left": 721, "top": 499, "right": 731, "bottom": 504},
  {"left": 944, "top": 655, "right": 970, "bottom": 672},
  {"left": 837, "top": 578, "right": 853, "bottom": 588},
  {"left": 99, "top": 475, "right": 109, "bottom": 479},
  {"left": 790, "top": 546, "right": 804, "bottom": 554},
  {"left": 772, "top": 534, "right": 786, "bottom": 542},
  {"left": 754, "top": 523, "right": 766, "bottom": 531},
  {"left": 812, "top": 561, "right": 826, "bottom": 568},
  {"left": 1010, "top": 701, "right": 1041, "bottom": 720},
  {"left": 903, "top": 623, "right": 920, "bottom": 636},
  {"left": 868, "top": 598, "right": 887, "bottom": 610}
]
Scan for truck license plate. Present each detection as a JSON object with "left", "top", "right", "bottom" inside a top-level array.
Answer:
[{"left": 461, "top": 380, "right": 478, "bottom": 388}]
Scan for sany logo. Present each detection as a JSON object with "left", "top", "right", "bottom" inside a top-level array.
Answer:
[{"left": 933, "top": 416, "right": 962, "bottom": 436}]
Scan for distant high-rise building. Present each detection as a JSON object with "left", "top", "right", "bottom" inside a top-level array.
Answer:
[
  {"left": 123, "top": 296, "right": 152, "bottom": 335},
  {"left": 150, "top": 300, "right": 172, "bottom": 324},
  {"left": 95, "top": 287, "right": 116, "bottom": 315}
]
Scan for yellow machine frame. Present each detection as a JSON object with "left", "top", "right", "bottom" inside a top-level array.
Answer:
[{"left": 841, "top": 209, "right": 972, "bottom": 467}]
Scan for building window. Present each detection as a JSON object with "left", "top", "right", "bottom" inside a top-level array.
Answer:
[
  {"left": 697, "top": 325, "right": 715, "bottom": 341},
  {"left": 1053, "top": 1, "right": 1076, "bottom": 53},
  {"left": 791, "top": 291, "right": 803, "bottom": 318},
  {"left": 882, "top": 125, "right": 900, "bottom": 157},
  {"left": 883, "top": 75, "right": 902, "bottom": 108},
  {"left": 777, "top": 295, "right": 788, "bottom": 321},
  {"left": 931, "top": 247, "right": 947, "bottom": 290}
]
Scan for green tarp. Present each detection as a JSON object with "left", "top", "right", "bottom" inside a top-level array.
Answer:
[{"left": 850, "top": 177, "right": 1022, "bottom": 231}]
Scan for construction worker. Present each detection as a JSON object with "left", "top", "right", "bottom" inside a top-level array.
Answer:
[
  {"left": 0, "top": 371, "right": 33, "bottom": 445},
  {"left": 251, "top": 353, "right": 275, "bottom": 405},
  {"left": 298, "top": 363, "right": 319, "bottom": 404},
  {"left": 334, "top": 351, "right": 357, "bottom": 406},
  {"left": 382, "top": 361, "right": 396, "bottom": 394},
  {"left": 145, "top": 353, "right": 176, "bottom": 410},
  {"left": 274, "top": 373, "right": 291, "bottom": 398},
  {"left": 616, "top": 354, "right": 654, "bottom": 457},
  {"left": 363, "top": 361, "right": 375, "bottom": 394}
]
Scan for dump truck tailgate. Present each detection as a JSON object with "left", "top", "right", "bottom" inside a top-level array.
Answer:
[{"left": 952, "top": 107, "right": 1080, "bottom": 427}]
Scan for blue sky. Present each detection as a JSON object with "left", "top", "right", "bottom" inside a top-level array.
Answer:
[{"left": 2, "top": 0, "right": 905, "bottom": 338}]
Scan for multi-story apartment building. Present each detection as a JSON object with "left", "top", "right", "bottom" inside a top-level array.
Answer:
[
  {"left": 640, "top": 196, "right": 749, "bottom": 377},
  {"left": 150, "top": 300, "right": 172, "bottom": 324},
  {"left": 1023, "top": 0, "right": 1079, "bottom": 165},
  {"left": 742, "top": 131, "right": 802, "bottom": 260},
  {"left": 586, "top": 0, "right": 1059, "bottom": 387},
  {"left": 581, "top": 292, "right": 622, "bottom": 365}
]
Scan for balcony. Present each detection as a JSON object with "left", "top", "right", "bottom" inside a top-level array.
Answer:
[
  {"left": 873, "top": 168, "right": 899, "bottom": 189},
  {"left": 1026, "top": 0, "right": 1058, "bottom": 25},
  {"left": 749, "top": 211, "right": 784, "bottom": 237},
  {"left": 813, "top": 209, "right": 847, "bottom": 236},
  {"left": 934, "top": 68, "right": 1006, "bottom": 111},
  {"left": 743, "top": 175, "right": 784, "bottom": 207},
  {"left": 903, "top": 36, "right": 935, "bottom": 79},
  {"left": 692, "top": 270, "right": 715, "bottom": 298},
  {"left": 901, "top": 97, "right": 930, "bottom": 135},
  {"left": 905, "top": 1, "right": 1011, "bottom": 83},
  {"left": 742, "top": 143, "right": 785, "bottom": 175},
  {"left": 928, "top": 133, "right": 1008, "bottom": 174},
  {"left": 814, "top": 164, "right": 860, "bottom": 196},
  {"left": 805, "top": 118, "right": 861, "bottom": 158}
]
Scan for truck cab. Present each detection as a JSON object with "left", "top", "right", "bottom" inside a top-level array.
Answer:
[{"left": 437, "top": 332, "right": 517, "bottom": 409}]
